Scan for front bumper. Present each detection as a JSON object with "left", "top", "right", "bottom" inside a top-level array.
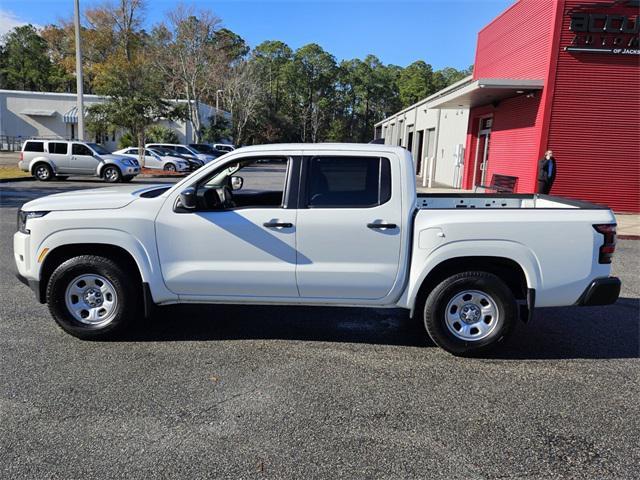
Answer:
[
  {"left": 15, "top": 271, "right": 41, "bottom": 302},
  {"left": 125, "top": 166, "right": 140, "bottom": 175},
  {"left": 577, "top": 277, "right": 621, "bottom": 306}
]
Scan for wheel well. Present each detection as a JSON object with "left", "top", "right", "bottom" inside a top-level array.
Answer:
[
  {"left": 414, "top": 256, "right": 528, "bottom": 314},
  {"left": 30, "top": 161, "right": 51, "bottom": 174},
  {"left": 39, "top": 244, "right": 142, "bottom": 303}
]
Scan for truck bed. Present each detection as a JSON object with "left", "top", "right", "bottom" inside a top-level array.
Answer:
[{"left": 417, "top": 193, "right": 609, "bottom": 210}]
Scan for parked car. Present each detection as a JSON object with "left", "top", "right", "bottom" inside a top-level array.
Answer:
[
  {"left": 188, "top": 143, "right": 225, "bottom": 157},
  {"left": 14, "top": 144, "right": 621, "bottom": 355},
  {"left": 212, "top": 143, "right": 235, "bottom": 153},
  {"left": 113, "top": 147, "right": 190, "bottom": 173},
  {"left": 146, "top": 143, "right": 217, "bottom": 163},
  {"left": 152, "top": 147, "right": 204, "bottom": 171},
  {"left": 19, "top": 139, "right": 139, "bottom": 183}
]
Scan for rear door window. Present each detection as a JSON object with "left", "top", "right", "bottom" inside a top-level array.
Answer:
[
  {"left": 48, "top": 142, "right": 68, "bottom": 155},
  {"left": 23, "top": 141, "right": 44, "bottom": 152},
  {"left": 306, "top": 156, "right": 391, "bottom": 208}
]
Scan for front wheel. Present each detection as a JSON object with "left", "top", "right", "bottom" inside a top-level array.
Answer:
[
  {"left": 103, "top": 166, "right": 122, "bottom": 183},
  {"left": 423, "top": 271, "right": 517, "bottom": 356},
  {"left": 46, "top": 255, "right": 140, "bottom": 339},
  {"left": 163, "top": 163, "right": 177, "bottom": 172}
]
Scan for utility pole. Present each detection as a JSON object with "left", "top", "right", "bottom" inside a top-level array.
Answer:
[
  {"left": 214, "top": 89, "right": 223, "bottom": 125},
  {"left": 73, "top": 0, "right": 85, "bottom": 140}
]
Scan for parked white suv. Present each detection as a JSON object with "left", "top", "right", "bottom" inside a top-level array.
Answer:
[
  {"left": 146, "top": 143, "right": 217, "bottom": 163},
  {"left": 113, "top": 147, "right": 190, "bottom": 173},
  {"left": 19, "top": 140, "right": 140, "bottom": 183}
]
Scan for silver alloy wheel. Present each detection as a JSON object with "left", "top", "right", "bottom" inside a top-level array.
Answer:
[
  {"left": 104, "top": 167, "right": 119, "bottom": 182},
  {"left": 445, "top": 289, "right": 499, "bottom": 341},
  {"left": 64, "top": 274, "right": 118, "bottom": 326},
  {"left": 35, "top": 165, "right": 50, "bottom": 180}
]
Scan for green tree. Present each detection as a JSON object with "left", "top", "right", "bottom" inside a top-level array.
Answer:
[
  {"left": 146, "top": 125, "right": 180, "bottom": 144},
  {"left": 397, "top": 60, "right": 435, "bottom": 108},
  {"left": 0, "top": 25, "right": 55, "bottom": 90}
]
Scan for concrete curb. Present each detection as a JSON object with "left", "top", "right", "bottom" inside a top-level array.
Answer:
[{"left": 0, "top": 177, "right": 32, "bottom": 183}]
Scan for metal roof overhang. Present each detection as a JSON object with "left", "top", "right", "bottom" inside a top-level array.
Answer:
[
  {"left": 21, "top": 109, "right": 56, "bottom": 116},
  {"left": 427, "top": 78, "right": 545, "bottom": 109}
]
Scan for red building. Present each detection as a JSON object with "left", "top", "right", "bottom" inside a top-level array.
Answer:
[{"left": 431, "top": 0, "right": 639, "bottom": 212}]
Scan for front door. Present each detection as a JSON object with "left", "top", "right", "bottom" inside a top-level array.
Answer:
[
  {"left": 155, "top": 155, "right": 299, "bottom": 298},
  {"left": 473, "top": 117, "right": 492, "bottom": 187},
  {"left": 70, "top": 143, "right": 101, "bottom": 174},
  {"left": 295, "top": 154, "right": 402, "bottom": 301}
]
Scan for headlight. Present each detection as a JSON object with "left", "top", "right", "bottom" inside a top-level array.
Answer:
[{"left": 17, "top": 210, "right": 49, "bottom": 234}]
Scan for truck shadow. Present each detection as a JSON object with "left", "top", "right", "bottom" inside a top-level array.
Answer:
[{"left": 124, "top": 297, "right": 639, "bottom": 360}]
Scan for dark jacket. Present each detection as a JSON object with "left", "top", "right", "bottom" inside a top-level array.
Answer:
[{"left": 538, "top": 156, "right": 557, "bottom": 183}]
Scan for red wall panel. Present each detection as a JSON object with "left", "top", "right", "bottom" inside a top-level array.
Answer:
[
  {"left": 546, "top": 0, "right": 640, "bottom": 212},
  {"left": 473, "top": 0, "right": 555, "bottom": 80}
]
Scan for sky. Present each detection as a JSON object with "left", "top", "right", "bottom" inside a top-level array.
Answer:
[{"left": 0, "top": 0, "right": 513, "bottom": 70}]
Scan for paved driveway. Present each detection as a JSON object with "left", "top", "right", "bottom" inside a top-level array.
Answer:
[{"left": 1, "top": 179, "right": 638, "bottom": 479}]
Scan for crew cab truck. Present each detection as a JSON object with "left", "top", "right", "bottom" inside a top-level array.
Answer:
[{"left": 14, "top": 144, "right": 621, "bottom": 355}]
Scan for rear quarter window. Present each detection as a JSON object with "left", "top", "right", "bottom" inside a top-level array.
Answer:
[{"left": 23, "top": 141, "right": 44, "bottom": 152}]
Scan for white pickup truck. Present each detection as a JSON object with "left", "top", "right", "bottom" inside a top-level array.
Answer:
[{"left": 14, "top": 144, "right": 621, "bottom": 355}]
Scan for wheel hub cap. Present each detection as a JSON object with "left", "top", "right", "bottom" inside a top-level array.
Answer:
[
  {"left": 64, "top": 274, "right": 118, "bottom": 326},
  {"left": 444, "top": 289, "right": 500, "bottom": 342},
  {"left": 459, "top": 303, "right": 481, "bottom": 324}
]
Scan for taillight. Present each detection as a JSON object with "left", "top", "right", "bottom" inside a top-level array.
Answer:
[
  {"left": 20, "top": 152, "right": 23, "bottom": 161},
  {"left": 593, "top": 224, "right": 617, "bottom": 264}
]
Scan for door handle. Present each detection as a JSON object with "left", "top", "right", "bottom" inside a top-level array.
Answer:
[
  {"left": 367, "top": 222, "right": 397, "bottom": 229},
  {"left": 263, "top": 222, "right": 293, "bottom": 228}
]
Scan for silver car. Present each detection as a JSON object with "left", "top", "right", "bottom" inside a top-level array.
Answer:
[{"left": 19, "top": 140, "right": 140, "bottom": 183}]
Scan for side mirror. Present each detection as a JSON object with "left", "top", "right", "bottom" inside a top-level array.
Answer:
[
  {"left": 231, "top": 176, "right": 244, "bottom": 191},
  {"left": 178, "top": 187, "right": 197, "bottom": 210}
]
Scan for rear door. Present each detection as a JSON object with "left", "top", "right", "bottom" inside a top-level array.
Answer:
[
  {"left": 295, "top": 152, "right": 403, "bottom": 301},
  {"left": 47, "top": 142, "right": 70, "bottom": 173}
]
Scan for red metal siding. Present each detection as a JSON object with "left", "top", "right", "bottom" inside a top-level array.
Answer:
[
  {"left": 473, "top": 0, "right": 555, "bottom": 80},
  {"left": 486, "top": 94, "right": 544, "bottom": 192},
  {"left": 546, "top": 0, "right": 640, "bottom": 212}
]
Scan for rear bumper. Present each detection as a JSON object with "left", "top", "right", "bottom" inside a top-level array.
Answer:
[{"left": 577, "top": 277, "right": 621, "bottom": 306}]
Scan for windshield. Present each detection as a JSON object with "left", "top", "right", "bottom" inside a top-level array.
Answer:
[
  {"left": 189, "top": 144, "right": 215, "bottom": 154},
  {"left": 149, "top": 147, "right": 172, "bottom": 156},
  {"left": 86, "top": 143, "right": 110, "bottom": 155}
]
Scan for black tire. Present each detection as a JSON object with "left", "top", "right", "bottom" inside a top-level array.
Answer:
[
  {"left": 423, "top": 271, "right": 517, "bottom": 356},
  {"left": 46, "top": 255, "right": 140, "bottom": 340},
  {"left": 103, "top": 165, "right": 122, "bottom": 183},
  {"left": 33, "top": 163, "right": 53, "bottom": 181},
  {"left": 163, "top": 163, "right": 177, "bottom": 172}
]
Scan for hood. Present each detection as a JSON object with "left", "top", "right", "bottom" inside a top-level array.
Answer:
[
  {"left": 100, "top": 154, "right": 132, "bottom": 163},
  {"left": 22, "top": 184, "right": 170, "bottom": 212}
]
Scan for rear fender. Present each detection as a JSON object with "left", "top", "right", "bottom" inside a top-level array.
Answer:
[{"left": 402, "top": 239, "right": 542, "bottom": 313}]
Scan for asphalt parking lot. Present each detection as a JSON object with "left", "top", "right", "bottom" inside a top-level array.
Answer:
[{"left": 1, "top": 178, "right": 639, "bottom": 479}]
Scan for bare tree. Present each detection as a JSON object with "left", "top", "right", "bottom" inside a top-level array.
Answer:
[
  {"left": 150, "top": 4, "right": 224, "bottom": 142},
  {"left": 223, "top": 61, "right": 260, "bottom": 146}
]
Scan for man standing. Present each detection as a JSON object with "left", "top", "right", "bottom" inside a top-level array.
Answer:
[{"left": 537, "top": 150, "right": 557, "bottom": 194}]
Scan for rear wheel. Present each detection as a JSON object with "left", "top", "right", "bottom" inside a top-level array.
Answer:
[
  {"left": 33, "top": 163, "right": 53, "bottom": 181},
  {"left": 423, "top": 271, "right": 517, "bottom": 356},
  {"left": 103, "top": 166, "right": 122, "bottom": 183},
  {"left": 46, "top": 255, "right": 139, "bottom": 339}
]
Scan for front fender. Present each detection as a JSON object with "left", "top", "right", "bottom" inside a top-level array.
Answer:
[
  {"left": 401, "top": 239, "right": 542, "bottom": 312},
  {"left": 34, "top": 228, "right": 176, "bottom": 304}
]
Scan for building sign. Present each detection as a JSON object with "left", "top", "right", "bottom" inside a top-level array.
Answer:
[{"left": 566, "top": 0, "right": 640, "bottom": 55}]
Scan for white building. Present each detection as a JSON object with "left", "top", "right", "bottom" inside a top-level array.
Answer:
[
  {"left": 0, "top": 89, "right": 229, "bottom": 151},
  {"left": 374, "top": 76, "right": 472, "bottom": 189}
]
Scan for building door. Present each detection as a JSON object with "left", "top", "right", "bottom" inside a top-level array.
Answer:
[
  {"left": 415, "top": 130, "right": 425, "bottom": 175},
  {"left": 407, "top": 130, "right": 414, "bottom": 153},
  {"left": 473, "top": 117, "right": 492, "bottom": 187}
]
